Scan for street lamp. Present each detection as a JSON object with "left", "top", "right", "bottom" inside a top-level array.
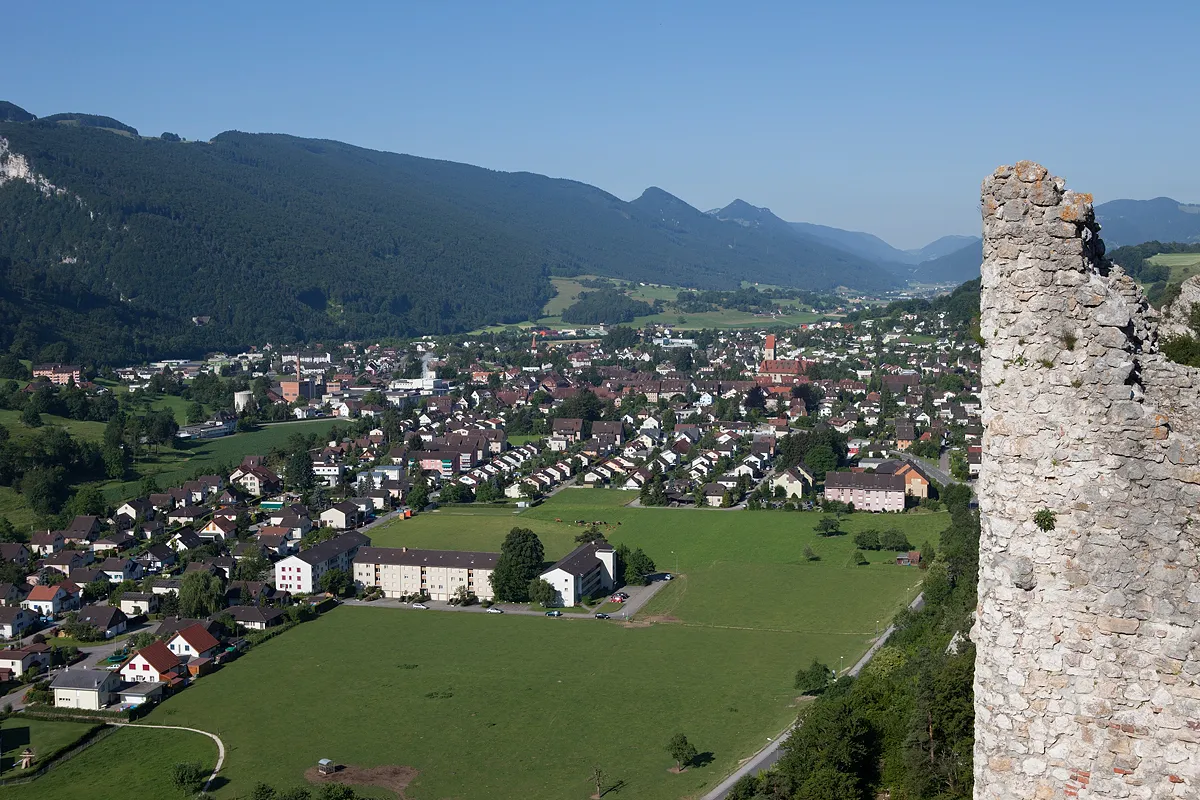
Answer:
[{"left": 671, "top": 550, "right": 678, "bottom": 574}]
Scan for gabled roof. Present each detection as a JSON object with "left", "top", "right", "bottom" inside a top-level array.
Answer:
[
  {"left": 133, "top": 640, "right": 181, "bottom": 674},
  {"left": 26, "top": 585, "right": 66, "bottom": 601},
  {"left": 171, "top": 622, "right": 220, "bottom": 653}
]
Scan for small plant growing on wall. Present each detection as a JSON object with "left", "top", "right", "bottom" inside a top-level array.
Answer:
[{"left": 1033, "top": 508, "right": 1057, "bottom": 532}]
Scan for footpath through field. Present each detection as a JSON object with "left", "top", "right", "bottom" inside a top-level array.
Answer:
[
  {"left": 112, "top": 722, "right": 226, "bottom": 792},
  {"left": 701, "top": 593, "right": 926, "bottom": 800}
]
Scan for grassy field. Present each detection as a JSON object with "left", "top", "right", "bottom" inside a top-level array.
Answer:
[
  {"left": 10, "top": 490, "right": 943, "bottom": 799},
  {"left": 4, "top": 726, "right": 217, "bottom": 800},
  {"left": 0, "top": 718, "right": 95, "bottom": 776},
  {"left": 153, "top": 608, "right": 843, "bottom": 800},
  {"left": 1148, "top": 252, "right": 1200, "bottom": 284}
]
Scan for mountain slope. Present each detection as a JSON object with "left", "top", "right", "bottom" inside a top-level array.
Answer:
[
  {"left": 911, "top": 239, "right": 983, "bottom": 284},
  {"left": 0, "top": 111, "right": 902, "bottom": 361},
  {"left": 788, "top": 220, "right": 917, "bottom": 265},
  {"left": 707, "top": 200, "right": 900, "bottom": 290},
  {"left": 1094, "top": 197, "right": 1200, "bottom": 247},
  {"left": 905, "top": 234, "right": 980, "bottom": 262}
]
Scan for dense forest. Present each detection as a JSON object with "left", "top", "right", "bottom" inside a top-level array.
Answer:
[
  {"left": 0, "top": 107, "right": 899, "bottom": 362},
  {"left": 560, "top": 289, "right": 653, "bottom": 324},
  {"left": 731, "top": 484, "right": 978, "bottom": 800}
]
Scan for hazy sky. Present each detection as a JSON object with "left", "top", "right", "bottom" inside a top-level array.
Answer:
[{"left": 6, "top": 1, "right": 1199, "bottom": 248}]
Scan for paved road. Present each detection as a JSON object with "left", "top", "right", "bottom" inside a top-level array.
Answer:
[
  {"left": 701, "top": 593, "right": 926, "bottom": 800},
  {"left": 342, "top": 576, "right": 670, "bottom": 620},
  {"left": 893, "top": 450, "right": 955, "bottom": 487}
]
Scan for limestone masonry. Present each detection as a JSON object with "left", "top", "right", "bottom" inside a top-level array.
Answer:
[{"left": 974, "top": 162, "right": 1200, "bottom": 798}]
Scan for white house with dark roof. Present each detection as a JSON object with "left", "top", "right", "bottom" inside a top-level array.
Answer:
[{"left": 539, "top": 540, "right": 617, "bottom": 607}]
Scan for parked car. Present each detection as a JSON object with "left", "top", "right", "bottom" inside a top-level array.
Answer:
[
  {"left": 486, "top": 607, "right": 504, "bottom": 614},
  {"left": 595, "top": 613, "right": 611, "bottom": 619},
  {"left": 545, "top": 610, "right": 563, "bottom": 617},
  {"left": 411, "top": 602, "right": 429, "bottom": 609},
  {"left": 662, "top": 573, "right": 673, "bottom": 581}
]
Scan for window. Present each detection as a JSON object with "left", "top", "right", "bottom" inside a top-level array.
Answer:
[{"left": 143, "top": 663, "right": 149, "bottom": 670}]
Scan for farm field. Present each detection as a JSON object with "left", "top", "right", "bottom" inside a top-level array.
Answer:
[
  {"left": 0, "top": 718, "right": 95, "bottom": 776},
  {"left": 4, "top": 726, "right": 217, "bottom": 800},
  {"left": 1147, "top": 252, "right": 1200, "bottom": 284},
  {"left": 154, "top": 607, "right": 846, "bottom": 800}
]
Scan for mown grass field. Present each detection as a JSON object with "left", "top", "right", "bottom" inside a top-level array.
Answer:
[
  {"left": 1148, "top": 252, "right": 1200, "bottom": 284},
  {"left": 0, "top": 718, "right": 95, "bottom": 776},
  {"left": 10, "top": 490, "right": 943, "bottom": 799},
  {"left": 4, "top": 726, "right": 217, "bottom": 800},
  {"left": 154, "top": 608, "right": 840, "bottom": 800}
]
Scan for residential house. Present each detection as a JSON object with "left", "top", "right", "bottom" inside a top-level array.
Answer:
[
  {"left": 274, "top": 532, "right": 370, "bottom": 594},
  {"left": 226, "top": 605, "right": 286, "bottom": 631},
  {"left": 22, "top": 585, "right": 72, "bottom": 616},
  {"left": 353, "top": 546, "right": 498, "bottom": 601},
  {"left": 199, "top": 517, "right": 238, "bottom": 542},
  {"left": 0, "top": 543, "right": 31, "bottom": 567},
  {"left": 0, "top": 606, "right": 35, "bottom": 639},
  {"left": 51, "top": 668, "right": 121, "bottom": 710},
  {"left": 319, "top": 502, "right": 361, "bottom": 531},
  {"left": 0, "top": 582, "right": 23, "bottom": 606},
  {"left": 875, "top": 460, "right": 932, "bottom": 499},
  {"left": 538, "top": 540, "right": 617, "bottom": 608},
  {"left": 75, "top": 605, "right": 129, "bottom": 638},
  {"left": 166, "top": 623, "right": 221, "bottom": 662},
  {"left": 98, "top": 557, "right": 142, "bottom": 583},
  {"left": 120, "top": 640, "right": 183, "bottom": 684},
  {"left": 118, "top": 593, "right": 159, "bottom": 617},
  {"left": 229, "top": 464, "right": 282, "bottom": 496},
  {"left": 30, "top": 531, "right": 65, "bottom": 556}
]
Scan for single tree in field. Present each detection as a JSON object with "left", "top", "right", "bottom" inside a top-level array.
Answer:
[
  {"left": 795, "top": 658, "right": 832, "bottom": 695},
  {"left": 170, "top": 761, "right": 205, "bottom": 794},
  {"left": 815, "top": 517, "right": 841, "bottom": 537},
  {"left": 667, "top": 733, "right": 698, "bottom": 772},
  {"left": 591, "top": 764, "right": 607, "bottom": 799}
]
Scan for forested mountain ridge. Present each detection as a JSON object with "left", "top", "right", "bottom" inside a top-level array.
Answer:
[{"left": 0, "top": 106, "right": 900, "bottom": 362}]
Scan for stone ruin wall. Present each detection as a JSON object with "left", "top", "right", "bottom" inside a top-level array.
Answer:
[{"left": 974, "top": 162, "right": 1200, "bottom": 799}]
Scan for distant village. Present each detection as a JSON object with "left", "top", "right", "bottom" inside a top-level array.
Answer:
[{"left": 1, "top": 310, "right": 980, "bottom": 713}]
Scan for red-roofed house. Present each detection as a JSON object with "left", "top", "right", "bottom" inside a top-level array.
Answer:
[
  {"left": 21, "top": 584, "right": 73, "bottom": 616},
  {"left": 121, "top": 640, "right": 184, "bottom": 684},
  {"left": 166, "top": 623, "right": 221, "bottom": 662}
]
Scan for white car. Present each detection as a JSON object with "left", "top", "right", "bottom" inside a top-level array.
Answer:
[
  {"left": 411, "top": 602, "right": 429, "bottom": 609},
  {"left": 486, "top": 607, "right": 504, "bottom": 614}
]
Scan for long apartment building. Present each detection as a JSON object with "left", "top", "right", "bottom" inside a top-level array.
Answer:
[
  {"left": 353, "top": 546, "right": 498, "bottom": 601},
  {"left": 275, "top": 531, "right": 370, "bottom": 594}
]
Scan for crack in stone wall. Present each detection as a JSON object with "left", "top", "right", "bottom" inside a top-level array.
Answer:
[{"left": 974, "top": 162, "right": 1200, "bottom": 798}]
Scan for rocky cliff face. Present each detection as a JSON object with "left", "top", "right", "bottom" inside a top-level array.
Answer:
[
  {"left": 1159, "top": 275, "right": 1200, "bottom": 341},
  {"left": 974, "top": 162, "right": 1200, "bottom": 799}
]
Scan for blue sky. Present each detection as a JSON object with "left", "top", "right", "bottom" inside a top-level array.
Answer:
[{"left": 6, "top": 1, "right": 1199, "bottom": 248}]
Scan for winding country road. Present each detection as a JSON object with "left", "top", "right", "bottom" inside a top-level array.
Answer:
[{"left": 113, "top": 722, "right": 226, "bottom": 792}]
